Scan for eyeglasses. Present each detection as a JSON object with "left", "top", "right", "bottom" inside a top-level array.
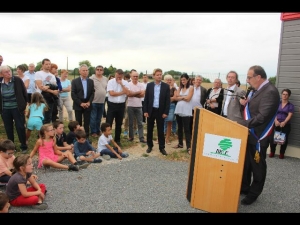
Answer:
[
  {"left": 246, "top": 75, "right": 258, "bottom": 80},
  {"left": 96, "top": 69, "right": 103, "bottom": 71}
]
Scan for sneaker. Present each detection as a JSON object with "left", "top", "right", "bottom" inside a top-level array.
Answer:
[
  {"left": 32, "top": 203, "right": 48, "bottom": 210},
  {"left": 93, "top": 158, "right": 102, "bottom": 163},
  {"left": 123, "top": 131, "right": 128, "bottom": 136},
  {"left": 102, "top": 154, "right": 111, "bottom": 160},
  {"left": 128, "top": 137, "right": 134, "bottom": 142},
  {"left": 121, "top": 152, "right": 129, "bottom": 158},
  {"left": 140, "top": 139, "right": 147, "bottom": 143},
  {"left": 68, "top": 164, "right": 79, "bottom": 171},
  {"left": 78, "top": 162, "right": 91, "bottom": 169},
  {"left": 269, "top": 152, "right": 274, "bottom": 158}
]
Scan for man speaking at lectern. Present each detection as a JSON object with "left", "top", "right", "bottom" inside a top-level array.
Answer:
[{"left": 238, "top": 65, "right": 279, "bottom": 205}]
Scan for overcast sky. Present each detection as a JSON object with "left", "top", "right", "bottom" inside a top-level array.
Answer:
[{"left": 1, "top": 12, "right": 282, "bottom": 80}]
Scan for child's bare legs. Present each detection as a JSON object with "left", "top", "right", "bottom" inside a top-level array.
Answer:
[
  {"left": 26, "top": 129, "right": 32, "bottom": 144},
  {"left": 42, "top": 159, "right": 69, "bottom": 170},
  {"left": 165, "top": 122, "right": 172, "bottom": 144},
  {"left": 78, "top": 152, "right": 101, "bottom": 163},
  {"left": 57, "top": 151, "right": 77, "bottom": 164}
]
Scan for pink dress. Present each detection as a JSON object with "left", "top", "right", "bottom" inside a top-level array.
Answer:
[{"left": 38, "top": 139, "right": 59, "bottom": 168}]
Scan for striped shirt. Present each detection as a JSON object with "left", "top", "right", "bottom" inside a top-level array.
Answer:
[{"left": 1, "top": 79, "right": 17, "bottom": 109}]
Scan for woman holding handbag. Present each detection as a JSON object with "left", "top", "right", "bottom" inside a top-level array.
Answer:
[{"left": 269, "top": 89, "right": 294, "bottom": 159}]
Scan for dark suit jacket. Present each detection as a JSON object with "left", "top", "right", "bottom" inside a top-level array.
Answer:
[
  {"left": 71, "top": 77, "right": 95, "bottom": 111},
  {"left": 199, "top": 86, "right": 207, "bottom": 107},
  {"left": 238, "top": 82, "right": 280, "bottom": 146},
  {"left": 143, "top": 81, "right": 170, "bottom": 117}
]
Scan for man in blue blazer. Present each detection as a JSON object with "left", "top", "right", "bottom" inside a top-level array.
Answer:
[
  {"left": 71, "top": 64, "right": 95, "bottom": 141},
  {"left": 143, "top": 68, "right": 170, "bottom": 155}
]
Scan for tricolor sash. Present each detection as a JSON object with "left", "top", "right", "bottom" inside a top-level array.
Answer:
[{"left": 244, "top": 91, "right": 276, "bottom": 153}]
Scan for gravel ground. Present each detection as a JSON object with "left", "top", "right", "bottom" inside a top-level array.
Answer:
[{"left": 2, "top": 152, "right": 300, "bottom": 213}]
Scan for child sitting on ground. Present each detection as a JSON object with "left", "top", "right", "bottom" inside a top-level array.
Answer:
[
  {"left": 97, "top": 123, "right": 129, "bottom": 160},
  {"left": 66, "top": 121, "right": 84, "bottom": 145},
  {"left": 0, "top": 192, "right": 10, "bottom": 213},
  {"left": 74, "top": 129, "right": 104, "bottom": 163},
  {"left": 5, "top": 154, "right": 48, "bottom": 210},
  {"left": 26, "top": 92, "right": 48, "bottom": 144},
  {"left": 29, "top": 124, "right": 89, "bottom": 171},
  {"left": 53, "top": 121, "right": 74, "bottom": 153},
  {"left": 0, "top": 140, "right": 16, "bottom": 184},
  {"left": 0, "top": 140, "right": 38, "bottom": 184}
]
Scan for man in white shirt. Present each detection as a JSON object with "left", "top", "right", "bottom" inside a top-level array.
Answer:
[
  {"left": 141, "top": 74, "right": 149, "bottom": 124},
  {"left": 127, "top": 70, "right": 146, "bottom": 143},
  {"left": 35, "top": 58, "right": 58, "bottom": 124},
  {"left": 221, "top": 70, "right": 246, "bottom": 123},
  {"left": 106, "top": 69, "right": 130, "bottom": 146}
]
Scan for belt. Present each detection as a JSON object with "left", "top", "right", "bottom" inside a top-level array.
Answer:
[
  {"left": 109, "top": 101, "right": 125, "bottom": 104},
  {"left": 153, "top": 107, "right": 159, "bottom": 110}
]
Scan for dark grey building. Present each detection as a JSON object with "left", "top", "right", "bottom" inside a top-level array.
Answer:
[{"left": 275, "top": 13, "right": 300, "bottom": 158}]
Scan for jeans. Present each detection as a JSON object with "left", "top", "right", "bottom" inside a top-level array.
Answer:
[
  {"left": 127, "top": 106, "right": 144, "bottom": 141},
  {"left": 90, "top": 103, "right": 105, "bottom": 135},
  {"left": 1, "top": 108, "right": 27, "bottom": 151},
  {"left": 100, "top": 147, "right": 128, "bottom": 158}
]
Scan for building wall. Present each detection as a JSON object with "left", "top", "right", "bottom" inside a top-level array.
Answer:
[{"left": 276, "top": 15, "right": 300, "bottom": 150}]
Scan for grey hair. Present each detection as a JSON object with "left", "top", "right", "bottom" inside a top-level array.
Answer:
[
  {"left": 0, "top": 65, "right": 11, "bottom": 74},
  {"left": 195, "top": 75, "right": 203, "bottom": 80},
  {"left": 79, "top": 64, "right": 88, "bottom": 69}
]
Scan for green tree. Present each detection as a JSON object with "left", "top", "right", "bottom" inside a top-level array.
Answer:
[
  {"left": 35, "top": 62, "right": 42, "bottom": 71},
  {"left": 202, "top": 77, "right": 211, "bottom": 83},
  {"left": 268, "top": 76, "right": 276, "bottom": 85},
  {"left": 79, "top": 60, "right": 91, "bottom": 68},
  {"left": 73, "top": 68, "right": 80, "bottom": 76},
  {"left": 89, "top": 67, "right": 95, "bottom": 76}
]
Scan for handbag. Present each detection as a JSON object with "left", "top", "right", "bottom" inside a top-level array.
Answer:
[{"left": 273, "top": 130, "right": 286, "bottom": 145}]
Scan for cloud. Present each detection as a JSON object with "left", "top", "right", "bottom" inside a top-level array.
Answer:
[{"left": 0, "top": 12, "right": 281, "bottom": 80}]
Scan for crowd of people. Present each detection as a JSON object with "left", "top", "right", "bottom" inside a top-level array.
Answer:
[{"left": 0, "top": 55, "right": 296, "bottom": 211}]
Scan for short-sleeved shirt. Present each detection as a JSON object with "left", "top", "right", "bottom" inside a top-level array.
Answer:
[
  {"left": 35, "top": 71, "right": 57, "bottom": 93},
  {"left": 6, "top": 172, "right": 32, "bottom": 201},
  {"left": 276, "top": 101, "right": 295, "bottom": 124},
  {"left": 97, "top": 134, "right": 113, "bottom": 153},
  {"left": 56, "top": 132, "right": 67, "bottom": 147},
  {"left": 107, "top": 78, "right": 129, "bottom": 103},
  {"left": 60, "top": 79, "right": 71, "bottom": 98},
  {"left": 0, "top": 154, "right": 15, "bottom": 177},
  {"left": 66, "top": 131, "right": 76, "bottom": 145},
  {"left": 127, "top": 81, "right": 145, "bottom": 107}
]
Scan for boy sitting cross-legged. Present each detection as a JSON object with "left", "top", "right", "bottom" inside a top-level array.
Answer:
[
  {"left": 74, "top": 129, "right": 104, "bottom": 164},
  {"left": 97, "top": 123, "right": 129, "bottom": 160}
]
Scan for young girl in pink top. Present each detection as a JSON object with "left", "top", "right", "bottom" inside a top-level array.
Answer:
[{"left": 29, "top": 124, "right": 89, "bottom": 171}]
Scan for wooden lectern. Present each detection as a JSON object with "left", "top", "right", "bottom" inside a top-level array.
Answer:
[{"left": 186, "top": 108, "right": 248, "bottom": 213}]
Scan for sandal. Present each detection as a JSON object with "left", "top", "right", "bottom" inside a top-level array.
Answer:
[
  {"left": 187, "top": 148, "right": 191, "bottom": 155},
  {"left": 173, "top": 144, "right": 183, "bottom": 149}
]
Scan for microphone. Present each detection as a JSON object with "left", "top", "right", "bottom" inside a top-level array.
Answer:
[
  {"left": 224, "top": 89, "right": 234, "bottom": 93},
  {"left": 224, "top": 89, "right": 246, "bottom": 99}
]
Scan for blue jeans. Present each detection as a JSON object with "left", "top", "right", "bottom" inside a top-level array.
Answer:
[
  {"left": 100, "top": 147, "right": 128, "bottom": 158},
  {"left": 90, "top": 103, "right": 105, "bottom": 134},
  {"left": 164, "top": 120, "right": 177, "bottom": 134},
  {"left": 1, "top": 108, "right": 27, "bottom": 151}
]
